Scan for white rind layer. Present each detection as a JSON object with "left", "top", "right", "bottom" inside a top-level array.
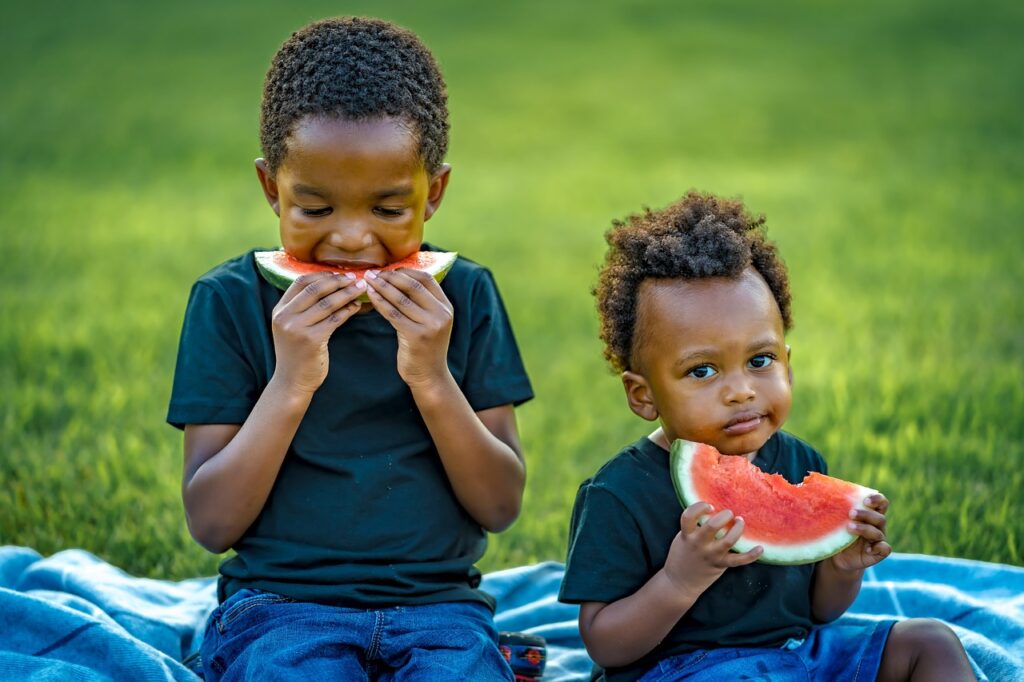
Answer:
[{"left": 670, "top": 439, "right": 878, "bottom": 565}]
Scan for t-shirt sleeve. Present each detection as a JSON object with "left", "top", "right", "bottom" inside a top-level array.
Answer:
[
  {"left": 166, "top": 280, "right": 261, "bottom": 429},
  {"left": 559, "top": 483, "right": 650, "bottom": 605},
  {"left": 460, "top": 268, "right": 533, "bottom": 410}
]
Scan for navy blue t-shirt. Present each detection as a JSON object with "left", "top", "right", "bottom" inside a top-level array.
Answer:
[
  {"left": 167, "top": 245, "right": 533, "bottom": 608},
  {"left": 559, "top": 431, "right": 828, "bottom": 682}
]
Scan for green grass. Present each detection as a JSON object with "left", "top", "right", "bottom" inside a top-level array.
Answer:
[{"left": 1, "top": 0, "right": 1021, "bottom": 580}]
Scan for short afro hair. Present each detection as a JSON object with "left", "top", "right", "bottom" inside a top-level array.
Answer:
[
  {"left": 594, "top": 190, "right": 793, "bottom": 373},
  {"left": 260, "top": 16, "right": 449, "bottom": 175}
]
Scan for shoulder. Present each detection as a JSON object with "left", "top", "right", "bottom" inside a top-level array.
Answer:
[
  {"left": 423, "top": 242, "right": 503, "bottom": 302},
  {"left": 190, "top": 249, "right": 268, "bottom": 299},
  {"left": 180, "top": 249, "right": 277, "bottom": 334},
  {"left": 578, "top": 437, "right": 668, "bottom": 505},
  {"left": 773, "top": 430, "right": 828, "bottom": 476}
]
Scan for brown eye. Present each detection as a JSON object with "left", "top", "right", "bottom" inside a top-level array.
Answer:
[
  {"left": 687, "top": 365, "right": 717, "bottom": 379},
  {"left": 302, "top": 207, "right": 331, "bottom": 217},
  {"left": 749, "top": 355, "right": 774, "bottom": 369}
]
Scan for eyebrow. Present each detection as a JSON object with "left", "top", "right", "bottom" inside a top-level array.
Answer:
[
  {"left": 374, "top": 185, "right": 415, "bottom": 199},
  {"left": 672, "top": 349, "right": 717, "bottom": 370},
  {"left": 747, "top": 336, "right": 783, "bottom": 352},
  {"left": 671, "top": 337, "right": 783, "bottom": 369},
  {"left": 292, "top": 184, "right": 327, "bottom": 198},
  {"left": 290, "top": 184, "right": 415, "bottom": 200}
]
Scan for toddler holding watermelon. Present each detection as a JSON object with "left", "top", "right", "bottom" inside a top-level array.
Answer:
[
  {"left": 167, "top": 17, "right": 533, "bottom": 681},
  {"left": 558, "top": 191, "right": 976, "bottom": 681}
]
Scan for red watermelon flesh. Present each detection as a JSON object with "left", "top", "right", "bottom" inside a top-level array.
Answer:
[
  {"left": 254, "top": 249, "right": 458, "bottom": 296},
  {"left": 670, "top": 439, "right": 877, "bottom": 565}
]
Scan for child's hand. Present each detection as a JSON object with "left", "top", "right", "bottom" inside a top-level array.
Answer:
[
  {"left": 828, "top": 493, "right": 892, "bottom": 572},
  {"left": 663, "top": 502, "right": 763, "bottom": 597},
  {"left": 270, "top": 272, "right": 366, "bottom": 395},
  {"left": 365, "top": 268, "right": 453, "bottom": 389}
]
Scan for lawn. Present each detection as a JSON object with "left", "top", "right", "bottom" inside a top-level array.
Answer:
[{"left": 1, "top": 0, "right": 1021, "bottom": 580}]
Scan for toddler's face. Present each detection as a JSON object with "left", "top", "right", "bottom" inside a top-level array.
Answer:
[
  {"left": 626, "top": 268, "right": 792, "bottom": 458},
  {"left": 256, "top": 115, "right": 449, "bottom": 268}
]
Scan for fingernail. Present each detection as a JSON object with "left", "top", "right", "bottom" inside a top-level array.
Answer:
[
  {"left": 366, "top": 270, "right": 378, "bottom": 280},
  {"left": 848, "top": 522, "right": 857, "bottom": 531},
  {"left": 849, "top": 510, "right": 857, "bottom": 519},
  {"left": 355, "top": 280, "right": 366, "bottom": 290},
  {"left": 344, "top": 272, "right": 356, "bottom": 280}
]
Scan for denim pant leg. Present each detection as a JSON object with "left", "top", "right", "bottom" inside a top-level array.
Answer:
[
  {"left": 375, "top": 601, "right": 514, "bottom": 682},
  {"left": 638, "top": 647, "right": 808, "bottom": 682},
  {"left": 200, "top": 589, "right": 372, "bottom": 681}
]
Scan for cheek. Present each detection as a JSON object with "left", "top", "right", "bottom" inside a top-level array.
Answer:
[
  {"left": 279, "top": 225, "right": 317, "bottom": 258},
  {"left": 766, "top": 375, "right": 793, "bottom": 416}
]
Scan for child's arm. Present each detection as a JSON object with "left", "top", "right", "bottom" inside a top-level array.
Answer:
[
  {"left": 181, "top": 272, "right": 366, "bottom": 553},
  {"left": 366, "top": 268, "right": 525, "bottom": 532},
  {"left": 811, "top": 493, "right": 891, "bottom": 622},
  {"left": 578, "top": 503, "right": 762, "bottom": 669}
]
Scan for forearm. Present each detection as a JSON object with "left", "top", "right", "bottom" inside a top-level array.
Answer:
[
  {"left": 411, "top": 372, "right": 524, "bottom": 532},
  {"left": 811, "top": 560, "right": 863, "bottom": 622},
  {"left": 183, "top": 376, "right": 312, "bottom": 552},
  {"left": 582, "top": 570, "right": 699, "bottom": 669}
]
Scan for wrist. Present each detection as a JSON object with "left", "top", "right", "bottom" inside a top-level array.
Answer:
[
  {"left": 824, "top": 555, "right": 866, "bottom": 579},
  {"left": 266, "top": 373, "right": 318, "bottom": 408},
  {"left": 406, "top": 368, "right": 457, "bottom": 403},
  {"left": 655, "top": 567, "right": 707, "bottom": 607}
]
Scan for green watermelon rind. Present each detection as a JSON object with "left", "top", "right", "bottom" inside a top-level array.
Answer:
[
  {"left": 253, "top": 250, "right": 458, "bottom": 301},
  {"left": 669, "top": 439, "right": 877, "bottom": 566}
]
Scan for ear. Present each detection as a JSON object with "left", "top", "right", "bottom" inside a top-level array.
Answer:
[
  {"left": 785, "top": 344, "right": 793, "bottom": 385},
  {"left": 423, "top": 163, "right": 452, "bottom": 222},
  {"left": 622, "top": 370, "right": 659, "bottom": 421},
  {"left": 255, "top": 159, "right": 281, "bottom": 217}
]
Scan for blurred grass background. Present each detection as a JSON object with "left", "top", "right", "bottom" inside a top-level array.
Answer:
[{"left": 1, "top": 0, "right": 1021, "bottom": 579}]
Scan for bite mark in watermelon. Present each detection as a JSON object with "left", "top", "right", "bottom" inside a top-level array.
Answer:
[
  {"left": 254, "top": 249, "right": 458, "bottom": 300},
  {"left": 669, "top": 439, "right": 877, "bottom": 565}
]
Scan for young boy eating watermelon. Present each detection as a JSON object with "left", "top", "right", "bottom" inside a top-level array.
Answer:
[
  {"left": 558, "top": 191, "right": 976, "bottom": 681},
  {"left": 167, "top": 18, "right": 532, "bottom": 680}
]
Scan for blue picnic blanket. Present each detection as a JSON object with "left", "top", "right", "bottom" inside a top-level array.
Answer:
[{"left": 0, "top": 546, "right": 1020, "bottom": 681}]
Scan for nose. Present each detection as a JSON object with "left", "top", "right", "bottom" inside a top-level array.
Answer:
[
  {"left": 722, "top": 371, "right": 756, "bottom": 404},
  {"left": 326, "top": 216, "right": 374, "bottom": 252}
]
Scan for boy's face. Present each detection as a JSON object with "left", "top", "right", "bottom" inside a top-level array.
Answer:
[
  {"left": 623, "top": 268, "right": 792, "bottom": 458},
  {"left": 255, "top": 116, "right": 450, "bottom": 267}
]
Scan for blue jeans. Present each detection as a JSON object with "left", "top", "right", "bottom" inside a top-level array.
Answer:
[
  {"left": 200, "top": 588, "right": 513, "bottom": 681},
  {"left": 638, "top": 619, "right": 895, "bottom": 682}
]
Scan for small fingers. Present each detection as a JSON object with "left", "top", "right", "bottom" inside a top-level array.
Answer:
[
  {"left": 680, "top": 502, "right": 713, "bottom": 535},
  {"left": 864, "top": 493, "right": 889, "bottom": 515},
  {"left": 299, "top": 279, "right": 366, "bottom": 323},
  {"left": 848, "top": 521, "right": 886, "bottom": 543},
  {"left": 277, "top": 272, "right": 330, "bottom": 307},
  {"left": 867, "top": 541, "right": 893, "bottom": 559},
  {"left": 716, "top": 515, "right": 746, "bottom": 549},
  {"left": 723, "top": 545, "right": 764, "bottom": 567},
  {"left": 366, "top": 271, "right": 430, "bottom": 324},
  {"left": 697, "top": 509, "right": 735, "bottom": 542},
  {"left": 385, "top": 269, "right": 450, "bottom": 311},
  {"left": 850, "top": 508, "right": 887, "bottom": 532},
  {"left": 280, "top": 272, "right": 356, "bottom": 314}
]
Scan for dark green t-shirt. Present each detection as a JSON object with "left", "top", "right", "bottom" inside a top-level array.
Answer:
[
  {"left": 167, "top": 245, "right": 533, "bottom": 608},
  {"left": 558, "top": 431, "right": 827, "bottom": 682}
]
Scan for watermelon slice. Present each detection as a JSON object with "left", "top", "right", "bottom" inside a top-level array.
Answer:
[
  {"left": 670, "top": 439, "right": 877, "bottom": 565},
  {"left": 254, "top": 249, "right": 458, "bottom": 297}
]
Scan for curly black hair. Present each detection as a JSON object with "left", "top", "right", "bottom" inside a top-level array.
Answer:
[
  {"left": 260, "top": 16, "right": 449, "bottom": 175},
  {"left": 594, "top": 190, "right": 793, "bottom": 373}
]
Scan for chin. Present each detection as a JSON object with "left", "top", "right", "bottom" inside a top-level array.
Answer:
[{"left": 715, "top": 432, "right": 775, "bottom": 456}]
